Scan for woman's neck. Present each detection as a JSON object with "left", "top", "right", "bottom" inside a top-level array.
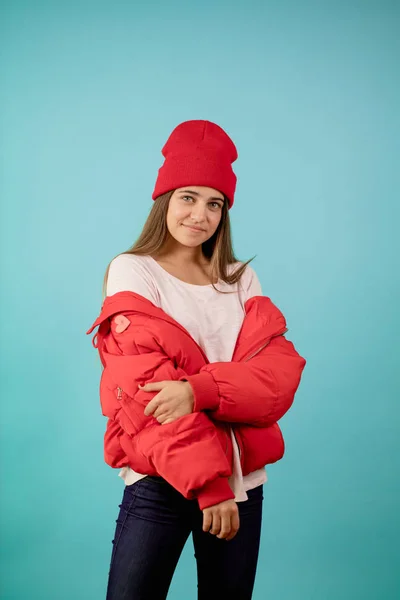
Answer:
[
  {"left": 151, "top": 241, "right": 216, "bottom": 285},
  {"left": 153, "top": 240, "right": 208, "bottom": 266}
]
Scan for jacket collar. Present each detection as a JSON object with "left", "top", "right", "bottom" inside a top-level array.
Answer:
[
  {"left": 86, "top": 291, "right": 200, "bottom": 339},
  {"left": 86, "top": 291, "right": 288, "bottom": 362}
]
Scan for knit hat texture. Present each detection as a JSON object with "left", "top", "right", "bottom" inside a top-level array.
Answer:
[{"left": 152, "top": 120, "right": 238, "bottom": 209}]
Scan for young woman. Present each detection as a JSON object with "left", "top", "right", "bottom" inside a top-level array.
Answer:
[{"left": 87, "top": 120, "right": 306, "bottom": 600}]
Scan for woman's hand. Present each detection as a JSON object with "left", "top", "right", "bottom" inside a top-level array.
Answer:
[
  {"left": 141, "top": 380, "right": 194, "bottom": 424},
  {"left": 202, "top": 499, "right": 240, "bottom": 541}
]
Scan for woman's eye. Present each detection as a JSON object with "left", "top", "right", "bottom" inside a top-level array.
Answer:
[
  {"left": 210, "top": 202, "right": 221, "bottom": 209},
  {"left": 182, "top": 196, "right": 193, "bottom": 202}
]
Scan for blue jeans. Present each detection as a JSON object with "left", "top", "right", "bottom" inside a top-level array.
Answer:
[{"left": 106, "top": 476, "right": 263, "bottom": 600}]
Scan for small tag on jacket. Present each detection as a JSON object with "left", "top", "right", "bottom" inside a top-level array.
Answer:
[{"left": 113, "top": 315, "right": 131, "bottom": 333}]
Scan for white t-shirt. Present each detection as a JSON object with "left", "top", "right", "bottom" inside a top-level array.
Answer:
[{"left": 106, "top": 253, "right": 267, "bottom": 501}]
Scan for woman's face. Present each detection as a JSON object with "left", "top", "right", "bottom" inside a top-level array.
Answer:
[{"left": 166, "top": 186, "right": 225, "bottom": 248}]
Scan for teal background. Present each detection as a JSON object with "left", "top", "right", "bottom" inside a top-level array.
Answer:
[{"left": 1, "top": 1, "right": 399, "bottom": 598}]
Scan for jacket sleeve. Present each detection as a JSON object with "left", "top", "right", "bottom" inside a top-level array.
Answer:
[
  {"left": 118, "top": 413, "right": 234, "bottom": 510},
  {"left": 97, "top": 314, "right": 235, "bottom": 510},
  {"left": 180, "top": 335, "right": 306, "bottom": 426}
]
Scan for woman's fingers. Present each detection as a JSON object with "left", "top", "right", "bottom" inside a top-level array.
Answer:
[
  {"left": 210, "top": 514, "right": 221, "bottom": 536},
  {"left": 143, "top": 397, "right": 159, "bottom": 416},
  {"left": 203, "top": 510, "right": 212, "bottom": 533},
  {"left": 152, "top": 402, "right": 167, "bottom": 418},
  {"left": 150, "top": 399, "right": 172, "bottom": 420},
  {"left": 225, "top": 511, "right": 240, "bottom": 541},
  {"left": 152, "top": 406, "right": 162, "bottom": 418},
  {"left": 217, "top": 512, "right": 232, "bottom": 540},
  {"left": 156, "top": 413, "right": 169, "bottom": 425},
  {"left": 202, "top": 500, "right": 240, "bottom": 541}
]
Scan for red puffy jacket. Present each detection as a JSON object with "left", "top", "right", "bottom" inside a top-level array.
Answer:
[{"left": 86, "top": 291, "right": 306, "bottom": 509}]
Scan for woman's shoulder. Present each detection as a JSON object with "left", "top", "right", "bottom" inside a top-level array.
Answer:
[
  {"left": 110, "top": 252, "right": 150, "bottom": 268},
  {"left": 107, "top": 253, "right": 159, "bottom": 303},
  {"left": 108, "top": 253, "right": 154, "bottom": 284},
  {"left": 228, "top": 260, "right": 262, "bottom": 297}
]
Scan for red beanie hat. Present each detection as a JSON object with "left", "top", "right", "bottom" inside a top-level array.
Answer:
[{"left": 152, "top": 120, "right": 238, "bottom": 209}]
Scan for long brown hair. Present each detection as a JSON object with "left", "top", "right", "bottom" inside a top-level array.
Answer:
[{"left": 102, "top": 191, "right": 255, "bottom": 300}]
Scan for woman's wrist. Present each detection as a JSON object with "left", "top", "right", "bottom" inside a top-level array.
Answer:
[
  {"left": 179, "top": 372, "right": 220, "bottom": 412},
  {"left": 182, "top": 381, "right": 195, "bottom": 411}
]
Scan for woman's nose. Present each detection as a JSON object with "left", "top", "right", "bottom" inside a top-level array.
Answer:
[{"left": 190, "top": 205, "right": 207, "bottom": 221}]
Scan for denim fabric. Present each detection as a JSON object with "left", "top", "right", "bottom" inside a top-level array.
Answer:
[{"left": 106, "top": 476, "right": 263, "bottom": 600}]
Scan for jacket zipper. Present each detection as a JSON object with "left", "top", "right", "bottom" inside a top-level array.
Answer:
[
  {"left": 243, "top": 327, "right": 288, "bottom": 362},
  {"left": 117, "top": 386, "right": 123, "bottom": 400}
]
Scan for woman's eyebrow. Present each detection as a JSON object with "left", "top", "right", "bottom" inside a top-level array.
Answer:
[
  {"left": 179, "top": 190, "right": 224, "bottom": 202},
  {"left": 180, "top": 190, "right": 200, "bottom": 196}
]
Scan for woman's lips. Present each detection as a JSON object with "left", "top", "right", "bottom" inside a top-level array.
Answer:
[{"left": 183, "top": 225, "right": 205, "bottom": 233}]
